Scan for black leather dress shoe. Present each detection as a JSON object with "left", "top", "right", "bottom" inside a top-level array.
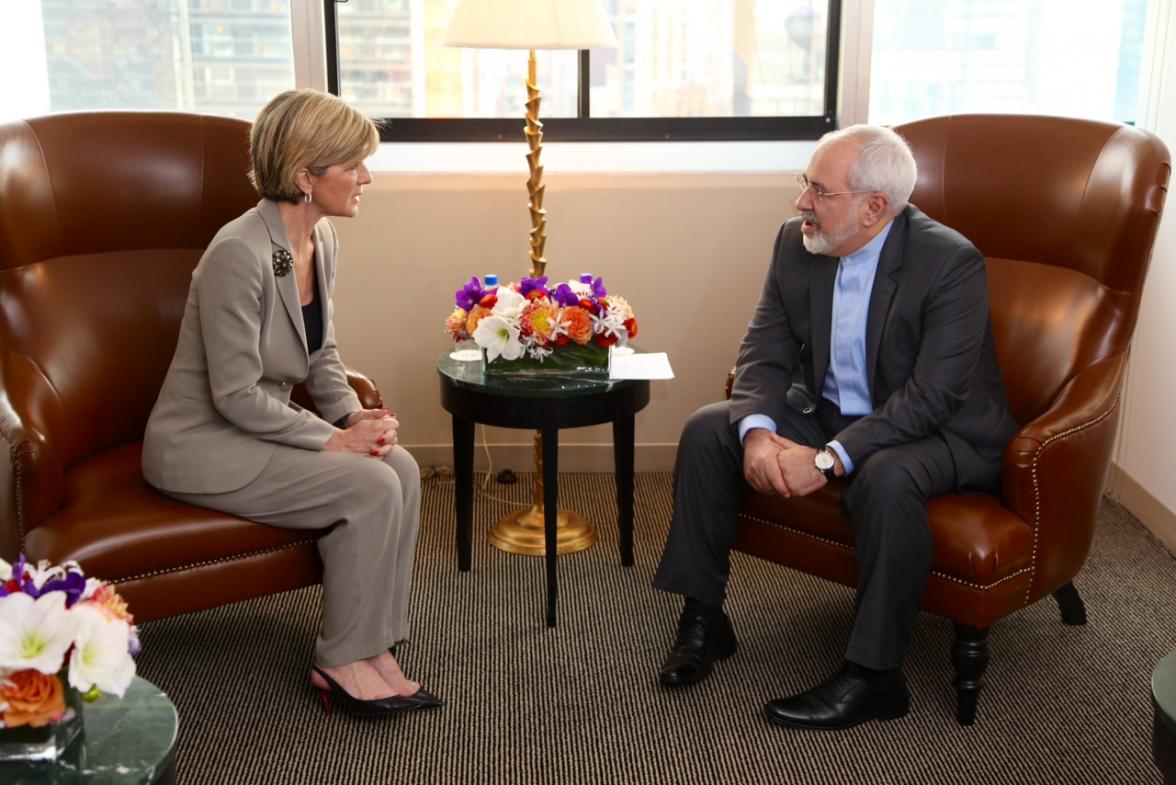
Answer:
[
  {"left": 763, "top": 663, "right": 909, "bottom": 730},
  {"left": 658, "top": 601, "right": 737, "bottom": 687}
]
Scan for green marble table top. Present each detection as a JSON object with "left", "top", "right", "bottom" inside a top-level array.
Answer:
[
  {"left": 1155, "top": 649, "right": 1176, "bottom": 734},
  {"left": 1, "top": 675, "right": 177, "bottom": 785}
]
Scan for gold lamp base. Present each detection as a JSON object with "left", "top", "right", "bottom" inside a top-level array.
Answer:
[
  {"left": 489, "top": 431, "right": 597, "bottom": 556},
  {"left": 489, "top": 504, "right": 596, "bottom": 556}
]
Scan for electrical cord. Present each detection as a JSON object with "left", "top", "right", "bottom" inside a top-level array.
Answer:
[{"left": 419, "top": 426, "right": 528, "bottom": 509}]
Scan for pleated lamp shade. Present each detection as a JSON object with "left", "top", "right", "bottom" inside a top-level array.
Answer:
[{"left": 443, "top": 0, "right": 618, "bottom": 50}]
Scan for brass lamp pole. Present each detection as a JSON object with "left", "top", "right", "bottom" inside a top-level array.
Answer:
[
  {"left": 445, "top": 0, "right": 618, "bottom": 557},
  {"left": 525, "top": 50, "right": 547, "bottom": 278}
]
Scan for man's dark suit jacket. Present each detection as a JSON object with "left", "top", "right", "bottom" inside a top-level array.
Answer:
[{"left": 729, "top": 204, "right": 1018, "bottom": 488}]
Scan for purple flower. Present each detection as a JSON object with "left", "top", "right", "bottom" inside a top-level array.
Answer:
[
  {"left": 518, "top": 276, "right": 549, "bottom": 298},
  {"left": 552, "top": 283, "right": 579, "bottom": 307},
  {"left": 11, "top": 553, "right": 35, "bottom": 596},
  {"left": 591, "top": 276, "right": 607, "bottom": 298},
  {"left": 455, "top": 277, "right": 486, "bottom": 311},
  {"left": 41, "top": 570, "right": 87, "bottom": 608}
]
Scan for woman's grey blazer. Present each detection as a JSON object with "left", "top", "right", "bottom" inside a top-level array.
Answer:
[{"left": 143, "top": 199, "right": 361, "bottom": 495}]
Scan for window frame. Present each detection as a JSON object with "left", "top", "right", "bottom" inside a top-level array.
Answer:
[{"left": 324, "top": 0, "right": 843, "bottom": 142}]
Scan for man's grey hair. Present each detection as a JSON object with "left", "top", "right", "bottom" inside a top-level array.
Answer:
[{"left": 816, "top": 124, "right": 918, "bottom": 214}]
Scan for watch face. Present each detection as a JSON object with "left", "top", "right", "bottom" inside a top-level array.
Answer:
[{"left": 815, "top": 449, "right": 835, "bottom": 471}]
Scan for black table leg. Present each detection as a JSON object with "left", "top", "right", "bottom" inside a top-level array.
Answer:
[
  {"left": 452, "top": 415, "right": 475, "bottom": 572},
  {"left": 612, "top": 414, "right": 636, "bottom": 567},
  {"left": 542, "top": 427, "right": 559, "bottom": 627}
]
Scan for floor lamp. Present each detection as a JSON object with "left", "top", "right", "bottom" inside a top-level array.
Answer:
[{"left": 444, "top": 0, "right": 618, "bottom": 557}]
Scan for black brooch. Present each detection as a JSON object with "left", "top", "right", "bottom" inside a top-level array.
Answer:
[{"left": 272, "top": 249, "right": 293, "bottom": 278}]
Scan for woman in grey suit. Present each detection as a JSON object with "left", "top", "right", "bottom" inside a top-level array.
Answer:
[{"left": 143, "top": 89, "right": 438, "bottom": 716}]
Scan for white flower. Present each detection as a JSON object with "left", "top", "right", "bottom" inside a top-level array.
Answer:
[
  {"left": 569, "top": 280, "right": 592, "bottom": 298},
  {"left": 68, "top": 605, "right": 136, "bottom": 697},
  {"left": 526, "top": 344, "right": 553, "bottom": 362},
  {"left": 22, "top": 559, "right": 64, "bottom": 590},
  {"left": 80, "top": 577, "right": 104, "bottom": 603},
  {"left": 591, "top": 309, "right": 629, "bottom": 344},
  {"left": 0, "top": 592, "right": 79, "bottom": 674},
  {"left": 491, "top": 286, "right": 527, "bottom": 319},
  {"left": 473, "top": 315, "right": 524, "bottom": 362}
]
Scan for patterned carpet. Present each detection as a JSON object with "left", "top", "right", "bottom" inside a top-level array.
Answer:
[{"left": 135, "top": 472, "right": 1176, "bottom": 785}]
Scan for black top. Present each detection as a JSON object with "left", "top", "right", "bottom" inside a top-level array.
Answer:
[{"left": 301, "top": 267, "right": 323, "bottom": 355}]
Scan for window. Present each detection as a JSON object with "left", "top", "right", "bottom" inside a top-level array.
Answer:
[
  {"left": 869, "top": 0, "right": 1149, "bottom": 126},
  {"left": 1, "top": 0, "right": 296, "bottom": 124},
  {"left": 329, "top": 0, "right": 841, "bottom": 141}
]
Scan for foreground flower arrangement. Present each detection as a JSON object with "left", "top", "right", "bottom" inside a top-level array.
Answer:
[
  {"left": 0, "top": 555, "right": 139, "bottom": 731},
  {"left": 446, "top": 275, "right": 638, "bottom": 369}
]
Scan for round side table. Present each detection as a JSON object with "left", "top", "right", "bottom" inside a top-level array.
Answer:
[
  {"left": 1155, "top": 650, "right": 1176, "bottom": 785},
  {"left": 1, "top": 675, "right": 177, "bottom": 785},
  {"left": 438, "top": 351, "right": 651, "bottom": 627}
]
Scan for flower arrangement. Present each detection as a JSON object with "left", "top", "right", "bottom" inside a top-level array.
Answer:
[
  {"left": 445, "top": 275, "right": 638, "bottom": 372},
  {"left": 0, "top": 555, "right": 139, "bottom": 733}
]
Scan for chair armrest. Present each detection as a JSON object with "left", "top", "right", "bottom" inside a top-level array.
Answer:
[
  {"left": 345, "top": 366, "right": 383, "bottom": 411},
  {"left": 292, "top": 364, "right": 384, "bottom": 418},
  {"left": 1001, "top": 352, "right": 1127, "bottom": 604},
  {"left": 0, "top": 351, "right": 67, "bottom": 558}
]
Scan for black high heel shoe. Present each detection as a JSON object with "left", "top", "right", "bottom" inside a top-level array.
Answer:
[
  {"left": 384, "top": 647, "right": 444, "bottom": 709},
  {"left": 312, "top": 666, "right": 421, "bottom": 716}
]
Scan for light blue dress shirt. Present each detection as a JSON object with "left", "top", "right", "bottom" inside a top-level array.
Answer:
[{"left": 737, "top": 220, "right": 894, "bottom": 476}]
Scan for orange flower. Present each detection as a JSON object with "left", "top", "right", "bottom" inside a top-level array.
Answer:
[
  {"left": 521, "top": 301, "right": 559, "bottom": 344},
  {"left": 623, "top": 317, "right": 638, "bottom": 339},
  {"left": 446, "top": 308, "right": 468, "bottom": 340},
  {"left": 465, "top": 305, "right": 491, "bottom": 337},
  {"left": 561, "top": 307, "right": 593, "bottom": 345},
  {"left": 81, "top": 582, "right": 134, "bottom": 625},
  {"left": 1, "top": 669, "right": 66, "bottom": 728}
]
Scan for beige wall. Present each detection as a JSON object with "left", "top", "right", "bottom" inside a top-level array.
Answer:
[
  {"left": 1114, "top": 0, "right": 1176, "bottom": 551},
  {"left": 330, "top": 173, "right": 800, "bottom": 472}
]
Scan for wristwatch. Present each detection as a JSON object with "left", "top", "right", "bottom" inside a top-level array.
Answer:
[{"left": 814, "top": 446, "right": 837, "bottom": 480}]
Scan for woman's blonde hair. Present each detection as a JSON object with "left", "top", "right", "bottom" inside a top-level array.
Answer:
[{"left": 249, "top": 89, "right": 379, "bottom": 202}]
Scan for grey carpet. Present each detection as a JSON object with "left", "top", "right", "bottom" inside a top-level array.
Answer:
[{"left": 136, "top": 472, "right": 1176, "bottom": 785}]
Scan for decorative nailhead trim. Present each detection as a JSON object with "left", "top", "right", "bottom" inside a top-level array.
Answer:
[
  {"left": 931, "top": 566, "right": 1031, "bottom": 590},
  {"left": 112, "top": 538, "right": 319, "bottom": 585},
  {"left": 739, "top": 513, "right": 1032, "bottom": 590},
  {"left": 0, "top": 425, "right": 26, "bottom": 550},
  {"left": 1023, "top": 395, "right": 1120, "bottom": 603}
]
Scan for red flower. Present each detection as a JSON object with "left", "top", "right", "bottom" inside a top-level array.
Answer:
[
  {"left": 624, "top": 317, "right": 639, "bottom": 339},
  {"left": 595, "top": 332, "right": 619, "bottom": 348},
  {"left": 478, "top": 293, "right": 498, "bottom": 309},
  {"left": 578, "top": 298, "right": 599, "bottom": 315},
  {"left": 555, "top": 335, "right": 569, "bottom": 346}
]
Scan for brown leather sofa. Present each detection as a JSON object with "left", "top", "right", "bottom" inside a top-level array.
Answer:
[
  {"left": 730, "top": 114, "right": 1171, "bottom": 724},
  {"left": 0, "top": 112, "right": 382, "bottom": 622}
]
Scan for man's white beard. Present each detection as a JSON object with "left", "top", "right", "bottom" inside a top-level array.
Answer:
[{"left": 801, "top": 212, "right": 859, "bottom": 256}]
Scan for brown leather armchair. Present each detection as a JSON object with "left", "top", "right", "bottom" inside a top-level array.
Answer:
[
  {"left": 730, "top": 115, "right": 1170, "bottom": 724},
  {"left": 0, "top": 112, "right": 382, "bottom": 622}
]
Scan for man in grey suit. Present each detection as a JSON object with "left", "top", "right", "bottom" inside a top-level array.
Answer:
[{"left": 652, "top": 124, "right": 1017, "bottom": 730}]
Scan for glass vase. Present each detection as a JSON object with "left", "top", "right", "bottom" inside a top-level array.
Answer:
[
  {"left": 0, "top": 683, "right": 84, "bottom": 762},
  {"left": 482, "top": 343, "right": 610, "bottom": 376}
]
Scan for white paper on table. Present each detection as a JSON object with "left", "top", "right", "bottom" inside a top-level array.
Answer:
[{"left": 609, "top": 350, "right": 675, "bottom": 380}]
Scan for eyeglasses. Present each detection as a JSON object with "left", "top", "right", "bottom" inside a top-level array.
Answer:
[{"left": 796, "top": 174, "right": 872, "bottom": 202}]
